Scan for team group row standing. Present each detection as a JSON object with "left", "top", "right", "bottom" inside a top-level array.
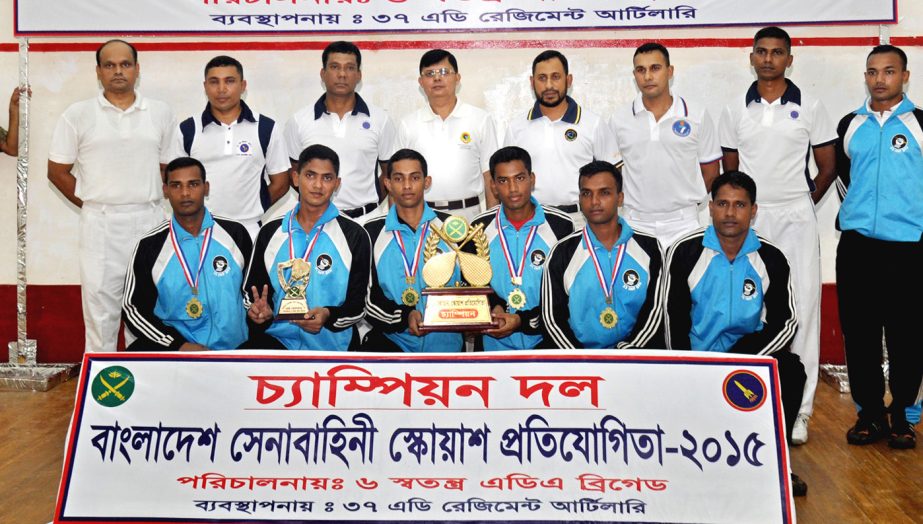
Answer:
[{"left": 45, "top": 27, "right": 921, "bottom": 454}]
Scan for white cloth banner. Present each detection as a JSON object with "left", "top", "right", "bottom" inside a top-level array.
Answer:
[
  {"left": 55, "top": 350, "right": 795, "bottom": 523},
  {"left": 17, "top": 0, "right": 894, "bottom": 35}
]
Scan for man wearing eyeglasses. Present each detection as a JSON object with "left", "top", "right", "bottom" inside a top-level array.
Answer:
[
  {"left": 284, "top": 41, "right": 398, "bottom": 223},
  {"left": 397, "top": 49, "right": 499, "bottom": 222}
]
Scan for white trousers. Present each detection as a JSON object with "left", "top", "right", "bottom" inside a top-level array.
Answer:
[
  {"left": 752, "top": 195, "right": 820, "bottom": 417},
  {"left": 80, "top": 201, "right": 164, "bottom": 352},
  {"left": 622, "top": 205, "right": 702, "bottom": 252}
]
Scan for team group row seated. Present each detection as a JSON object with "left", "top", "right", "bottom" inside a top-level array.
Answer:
[{"left": 45, "top": 25, "right": 920, "bottom": 463}]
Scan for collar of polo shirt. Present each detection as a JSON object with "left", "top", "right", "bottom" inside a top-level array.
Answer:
[
  {"left": 745, "top": 78, "right": 802, "bottom": 106},
  {"left": 313, "top": 92, "right": 371, "bottom": 120},
  {"left": 201, "top": 99, "right": 256, "bottom": 128},
  {"left": 526, "top": 95, "right": 581, "bottom": 124}
]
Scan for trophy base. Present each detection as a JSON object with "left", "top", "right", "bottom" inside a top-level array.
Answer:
[
  {"left": 418, "top": 287, "right": 499, "bottom": 333},
  {"left": 275, "top": 313, "right": 309, "bottom": 321}
]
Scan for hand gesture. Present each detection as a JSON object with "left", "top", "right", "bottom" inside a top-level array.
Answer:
[{"left": 247, "top": 285, "right": 273, "bottom": 324}]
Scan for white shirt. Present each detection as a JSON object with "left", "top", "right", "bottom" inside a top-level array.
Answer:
[
  {"left": 284, "top": 94, "right": 398, "bottom": 209},
  {"left": 398, "top": 101, "right": 498, "bottom": 201},
  {"left": 504, "top": 96, "right": 619, "bottom": 206},
  {"left": 610, "top": 93, "right": 721, "bottom": 213},
  {"left": 164, "top": 101, "right": 290, "bottom": 223},
  {"left": 49, "top": 92, "right": 174, "bottom": 205},
  {"left": 719, "top": 79, "right": 836, "bottom": 203}
]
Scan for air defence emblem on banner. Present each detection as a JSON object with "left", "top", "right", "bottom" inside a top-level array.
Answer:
[
  {"left": 91, "top": 366, "right": 136, "bottom": 407},
  {"left": 723, "top": 370, "right": 767, "bottom": 412}
]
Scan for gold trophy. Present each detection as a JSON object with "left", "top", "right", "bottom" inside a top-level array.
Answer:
[
  {"left": 419, "top": 215, "right": 497, "bottom": 332},
  {"left": 275, "top": 258, "right": 311, "bottom": 321}
]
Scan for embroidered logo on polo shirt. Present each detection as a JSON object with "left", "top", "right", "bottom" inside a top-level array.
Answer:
[
  {"left": 315, "top": 253, "right": 333, "bottom": 275},
  {"left": 362, "top": 121, "right": 371, "bottom": 130},
  {"left": 530, "top": 249, "right": 547, "bottom": 268},
  {"left": 790, "top": 110, "right": 800, "bottom": 120},
  {"left": 212, "top": 256, "right": 229, "bottom": 276},
  {"left": 742, "top": 278, "right": 757, "bottom": 300},
  {"left": 622, "top": 269, "right": 641, "bottom": 291},
  {"left": 237, "top": 141, "right": 253, "bottom": 156},
  {"left": 672, "top": 119, "right": 691, "bottom": 137},
  {"left": 891, "top": 134, "right": 909, "bottom": 153},
  {"left": 564, "top": 128, "right": 578, "bottom": 141},
  {"left": 460, "top": 132, "right": 472, "bottom": 144}
]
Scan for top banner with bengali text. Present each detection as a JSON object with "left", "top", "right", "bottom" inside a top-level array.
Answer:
[
  {"left": 55, "top": 350, "right": 794, "bottom": 523},
  {"left": 15, "top": 0, "right": 896, "bottom": 36}
]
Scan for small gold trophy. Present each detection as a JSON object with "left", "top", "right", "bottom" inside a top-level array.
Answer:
[
  {"left": 275, "top": 258, "right": 311, "bottom": 321},
  {"left": 419, "top": 215, "right": 497, "bottom": 332}
]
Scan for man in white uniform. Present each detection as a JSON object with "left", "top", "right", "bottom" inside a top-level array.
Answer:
[
  {"left": 398, "top": 49, "right": 499, "bottom": 221},
  {"left": 609, "top": 42, "right": 721, "bottom": 250},
  {"left": 719, "top": 26, "right": 837, "bottom": 445},
  {"left": 48, "top": 39, "right": 174, "bottom": 352},
  {"left": 284, "top": 41, "right": 398, "bottom": 222}
]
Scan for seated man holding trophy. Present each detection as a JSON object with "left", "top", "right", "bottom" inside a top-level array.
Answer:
[
  {"left": 363, "top": 148, "right": 497, "bottom": 352},
  {"left": 123, "top": 157, "right": 253, "bottom": 351},
  {"left": 541, "top": 160, "right": 664, "bottom": 349},
  {"left": 244, "top": 144, "right": 371, "bottom": 350},
  {"left": 471, "top": 146, "right": 575, "bottom": 350}
]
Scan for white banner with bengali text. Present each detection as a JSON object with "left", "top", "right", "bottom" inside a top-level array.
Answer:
[
  {"left": 54, "top": 350, "right": 794, "bottom": 523},
  {"left": 16, "top": 0, "right": 895, "bottom": 36}
]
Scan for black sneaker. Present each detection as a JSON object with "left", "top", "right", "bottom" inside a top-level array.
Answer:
[
  {"left": 791, "top": 473, "right": 807, "bottom": 497},
  {"left": 846, "top": 416, "right": 889, "bottom": 445},
  {"left": 888, "top": 419, "right": 917, "bottom": 450}
]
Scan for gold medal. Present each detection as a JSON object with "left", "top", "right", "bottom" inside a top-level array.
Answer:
[
  {"left": 186, "top": 297, "right": 204, "bottom": 319},
  {"left": 507, "top": 288, "right": 527, "bottom": 310},
  {"left": 599, "top": 306, "right": 618, "bottom": 329},
  {"left": 402, "top": 287, "right": 420, "bottom": 307}
]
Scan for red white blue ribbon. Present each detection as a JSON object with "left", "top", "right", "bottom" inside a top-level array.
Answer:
[
  {"left": 582, "top": 227, "right": 626, "bottom": 304},
  {"left": 287, "top": 208, "right": 323, "bottom": 262},
  {"left": 168, "top": 220, "right": 213, "bottom": 293},
  {"left": 496, "top": 208, "right": 537, "bottom": 283},
  {"left": 393, "top": 222, "right": 429, "bottom": 282}
]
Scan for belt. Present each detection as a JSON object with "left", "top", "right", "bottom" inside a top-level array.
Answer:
[
  {"left": 342, "top": 202, "right": 377, "bottom": 218},
  {"left": 427, "top": 196, "right": 480, "bottom": 211},
  {"left": 553, "top": 204, "right": 579, "bottom": 214}
]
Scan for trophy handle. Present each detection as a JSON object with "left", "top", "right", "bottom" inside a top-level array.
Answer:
[{"left": 276, "top": 259, "right": 293, "bottom": 294}]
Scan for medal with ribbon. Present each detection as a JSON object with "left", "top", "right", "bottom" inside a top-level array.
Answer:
[
  {"left": 393, "top": 222, "right": 429, "bottom": 307},
  {"left": 583, "top": 227, "right": 626, "bottom": 329},
  {"left": 496, "top": 208, "right": 537, "bottom": 311},
  {"left": 169, "top": 219, "right": 213, "bottom": 319}
]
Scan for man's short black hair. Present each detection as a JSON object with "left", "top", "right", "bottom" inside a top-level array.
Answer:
[
  {"left": 204, "top": 55, "right": 244, "bottom": 79},
  {"left": 753, "top": 26, "right": 791, "bottom": 52},
  {"left": 419, "top": 49, "right": 458, "bottom": 74},
  {"left": 96, "top": 39, "right": 138, "bottom": 66},
  {"left": 386, "top": 149, "right": 428, "bottom": 178},
  {"left": 532, "top": 50, "right": 569, "bottom": 75},
  {"left": 868, "top": 44, "right": 908, "bottom": 70},
  {"left": 578, "top": 161, "right": 622, "bottom": 193},
  {"left": 322, "top": 41, "right": 362, "bottom": 69},
  {"left": 711, "top": 171, "right": 757, "bottom": 204},
  {"left": 489, "top": 146, "right": 532, "bottom": 179},
  {"left": 297, "top": 144, "right": 340, "bottom": 176},
  {"left": 634, "top": 42, "right": 670, "bottom": 66},
  {"left": 165, "top": 157, "right": 206, "bottom": 183}
]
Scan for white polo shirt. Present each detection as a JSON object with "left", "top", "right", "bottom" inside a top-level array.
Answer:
[
  {"left": 398, "top": 100, "right": 498, "bottom": 201},
  {"left": 164, "top": 100, "right": 290, "bottom": 224},
  {"left": 504, "top": 96, "right": 618, "bottom": 206},
  {"left": 284, "top": 93, "right": 397, "bottom": 210},
  {"left": 719, "top": 79, "right": 836, "bottom": 203},
  {"left": 49, "top": 92, "right": 174, "bottom": 205},
  {"left": 610, "top": 93, "right": 721, "bottom": 213}
]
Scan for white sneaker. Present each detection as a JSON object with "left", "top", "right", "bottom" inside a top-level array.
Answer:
[{"left": 791, "top": 414, "right": 809, "bottom": 445}]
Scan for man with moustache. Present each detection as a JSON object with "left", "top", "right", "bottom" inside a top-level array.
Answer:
[
  {"left": 399, "top": 49, "right": 499, "bottom": 221},
  {"left": 505, "top": 50, "right": 618, "bottom": 224},
  {"left": 166, "top": 55, "right": 290, "bottom": 239},
  {"left": 48, "top": 39, "right": 174, "bottom": 352},
  {"left": 123, "top": 157, "right": 252, "bottom": 351}
]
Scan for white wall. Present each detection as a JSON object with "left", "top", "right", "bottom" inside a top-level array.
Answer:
[{"left": 2, "top": 1, "right": 921, "bottom": 285}]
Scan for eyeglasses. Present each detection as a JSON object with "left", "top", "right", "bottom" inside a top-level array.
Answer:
[{"left": 422, "top": 67, "right": 456, "bottom": 79}]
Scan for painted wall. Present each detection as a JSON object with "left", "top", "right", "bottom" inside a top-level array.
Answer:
[{"left": 0, "top": 1, "right": 919, "bottom": 359}]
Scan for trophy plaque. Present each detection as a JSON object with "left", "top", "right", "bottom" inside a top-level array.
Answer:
[
  {"left": 419, "top": 215, "right": 498, "bottom": 332},
  {"left": 275, "top": 258, "right": 311, "bottom": 321}
]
